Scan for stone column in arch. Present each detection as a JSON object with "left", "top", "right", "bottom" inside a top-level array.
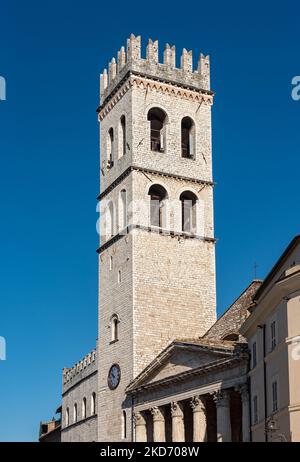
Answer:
[
  {"left": 134, "top": 411, "right": 147, "bottom": 442},
  {"left": 239, "top": 384, "right": 251, "bottom": 442},
  {"left": 151, "top": 407, "right": 166, "bottom": 442},
  {"left": 190, "top": 396, "right": 207, "bottom": 442},
  {"left": 213, "top": 390, "right": 232, "bottom": 442},
  {"left": 171, "top": 401, "right": 185, "bottom": 442}
]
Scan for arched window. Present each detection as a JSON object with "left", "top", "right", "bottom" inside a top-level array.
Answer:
[
  {"left": 107, "top": 201, "right": 114, "bottom": 238},
  {"left": 147, "top": 108, "right": 167, "bottom": 152},
  {"left": 66, "top": 407, "right": 69, "bottom": 426},
  {"left": 122, "top": 410, "right": 127, "bottom": 439},
  {"left": 91, "top": 393, "right": 96, "bottom": 416},
  {"left": 119, "top": 189, "right": 127, "bottom": 230},
  {"left": 180, "top": 191, "right": 197, "bottom": 233},
  {"left": 82, "top": 397, "right": 87, "bottom": 419},
  {"left": 107, "top": 128, "right": 114, "bottom": 168},
  {"left": 118, "top": 270, "right": 121, "bottom": 284},
  {"left": 111, "top": 314, "right": 119, "bottom": 342},
  {"left": 120, "top": 115, "right": 126, "bottom": 157},
  {"left": 109, "top": 255, "right": 113, "bottom": 271},
  {"left": 148, "top": 184, "right": 168, "bottom": 228},
  {"left": 181, "top": 117, "right": 195, "bottom": 159},
  {"left": 73, "top": 403, "right": 77, "bottom": 423}
]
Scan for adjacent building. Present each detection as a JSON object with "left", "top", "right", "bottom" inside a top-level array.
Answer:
[{"left": 241, "top": 235, "right": 300, "bottom": 442}]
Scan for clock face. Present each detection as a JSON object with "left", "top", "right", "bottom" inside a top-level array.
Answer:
[{"left": 108, "top": 364, "right": 121, "bottom": 390}]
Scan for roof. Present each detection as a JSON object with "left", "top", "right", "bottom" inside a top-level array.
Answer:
[
  {"left": 253, "top": 235, "right": 300, "bottom": 302},
  {"left": 203, "top": 280, "right": 262, "bottom": 340}
]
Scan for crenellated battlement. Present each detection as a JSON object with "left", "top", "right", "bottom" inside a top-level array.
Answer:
[
  {"left": 63, "top": 349, "right": 97, "bottom": 386},
  {"left": 99, "top": 34, "right": 211, "bottom": 104}
]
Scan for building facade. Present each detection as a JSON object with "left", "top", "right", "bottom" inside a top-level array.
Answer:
[
  {"left": 96, "top": 34, "right": 217, "bottom": 441},
  {"left": 241, "top": 236, "right": 300, "bottom": 442},
  {"left": 61, "top": 349, "right": 97, "bottom": 442}
]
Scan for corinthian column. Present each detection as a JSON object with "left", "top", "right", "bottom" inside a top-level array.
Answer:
[
  {"left": 134, "top": 411, "right": 147, "bottom": 442},
  {"left": 213, "top": 390, "right": 232, "bottom": 442},
  {"left": 171, "top": 401, "right": 185, "bottom": 442},
  {"left": 191, "top": 396, "right": 207, "bottom": 442},
  {"left": 239, "top": 385, "right": 250, "bottom": 442},
  {"left": 151, "top": 407, "right": 165, "bottom": 442}
]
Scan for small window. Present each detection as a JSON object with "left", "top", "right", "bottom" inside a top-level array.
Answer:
[
  {"left": 272, "top": 381, "right": 278, "bottom": 412},
  {"left": 122, "top": 410, "right": 127, "bottom": 439},
  {"left": 66, "top": 407, "right": 69, "bottom": 426},
  {"left": 252, "top": 341, "right": 257, "bottom": 368},
  {"left": 111, "top": 315, "right": 119, "bottom": 342},
  {"left": 107, "top": 128, "right": 114, "bottom": 168},
  {"left": 148, "top": 184, "right": 168, "bottom": 228},
  {"left": 180, "top": 191, "right": 197, "bottom": 233},
  {"left": 181, "top": 116, "right": 195, "bottom": 159},
  {"left": 253, "top": 396, "right": 258, "bottom": 425},
  {"left": 120, "top": 116, "right": 126, "bottom": 157},
  {"left": 82, "top": 397, "right": 87, "bottom": 419},
  {"left": 107, "top": 201, "right": 114, "bottom": 238},
  {"left": 147, "top": 107, "right": 167, "bottom": 152},
  {"left": 91, "top": 393, "right": 96, "bottom": 416},
  {"left": 118, "top": 270, "right": 121, "bottom": 284},
  {"left": 73, "top": 403, "right": 78, "bottom": 423},
  {"left": 271, "top": 321, "right": 277, "bottom": 350},
  {"left": 119, "top": 189, "right": 127, "bottom": 230},
  {"left": 109, "top": 255, "right": 113, "bottom": 271}
]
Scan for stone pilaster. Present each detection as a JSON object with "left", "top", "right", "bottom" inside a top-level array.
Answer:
[
  {"left": 239, "top": 385, "right": 250, "bottom": 442},
  {"left": 191, "top": 396, "right": 207, "bottom": 442},
  {"left": 151, "top": 407, "right": 165, "bottom": 442},
  {"left": 213, "top": 390, "right": 232, "bottom": 442},
  {"left": 171, "top": 402, "right": 185, "bottom": 442},
  {"left": 134, "top": 411, "right": 147, "bottom": 442}
]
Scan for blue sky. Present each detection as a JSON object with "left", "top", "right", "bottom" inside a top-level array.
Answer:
[{"left": 0, "top": 0, "right": 299, "bottom": 441}]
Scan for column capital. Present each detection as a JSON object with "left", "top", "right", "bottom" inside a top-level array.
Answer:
[
  {"left": 212, "top": 389, "right": 230, "bottom": 407},
  {"left": 190, "top": 396, "right": 206, "bottom": 413},
  {"left": 133, "top": 411, "right": 146, "bottom": 426},
  {"left": 171, "top": 401, "right": 184, "bottom": 418},
  {"left": 150, "top": 406, "right": 164, "bottom": 422},
  {"left": 236, "top": 384, "right": 249, "bottom": 403}
]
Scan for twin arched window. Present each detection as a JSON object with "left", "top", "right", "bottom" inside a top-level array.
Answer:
[
  {"left": 147, "top": 107, "right": 167, "bottom": 152},
  {"left": 147, "top": 108, "right": 195, "bottom": 159},
  {"left": 91, "top": 392, "right": 96, "bottom": 416},
  {"left": 82, "top": 397, "right": 87, "bottom": 419},
  {"left": 73, "top": 403, "right": 78, "bottom": 423},
  {"left": 181, "top": 117, "right": 195, "bottom": 159},
  {"left": 107, "top": 116, "right": 126, "bottom": 169},
  {"left": 148, "top": 185, "right": 198, "bottom": 233},
  {"left": 180, "top": 191, "right": 197, "bottom": 233},
  {"left": 105, "top": 189, "right": 127, "bottom": 240},
  {"left": 107, "top": 128, "right": 114, "bottom": 168},
  {"left": 148, "top": 184, "right": 168, "bottom": 228},
  {"left": 66, "top": 407, "right": 69, "bottom": 426}
]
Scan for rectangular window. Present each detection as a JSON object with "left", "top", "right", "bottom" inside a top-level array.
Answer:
[
  {"left": 272, "top": 381, "right": 278, "bottom": 412},
  {"left": 252, "top": 341, "right": 257, "bottom": 368},
  {"left": 271, "top": 321, "right": 277, "bottom": 350},
  {"left": 253, "top": 395, "right": 258, "bottom": 425}
]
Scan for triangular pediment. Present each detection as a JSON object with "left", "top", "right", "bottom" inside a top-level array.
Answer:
[{"left": 127, "top": 339, "right": 235, "bottom": 391}]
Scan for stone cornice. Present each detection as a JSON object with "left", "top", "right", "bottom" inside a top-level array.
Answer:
[
  {"left": 97, "top": 72, "right": 214, "bottom": 121},
  {"left": 97, "top": 224, "right": 216, "bottom": 254},
  {"left": 98, "top": 166, "right": 214, "bottom": 201}
]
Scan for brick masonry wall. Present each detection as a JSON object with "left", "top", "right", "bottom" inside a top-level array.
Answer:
[{"left": 97, "top": 36, "right": 216, "bottom": 442}]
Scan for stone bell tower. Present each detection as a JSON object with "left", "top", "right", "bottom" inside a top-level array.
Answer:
[{"left": 96, "top": 34, "right": 216, "bottom": 441}]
